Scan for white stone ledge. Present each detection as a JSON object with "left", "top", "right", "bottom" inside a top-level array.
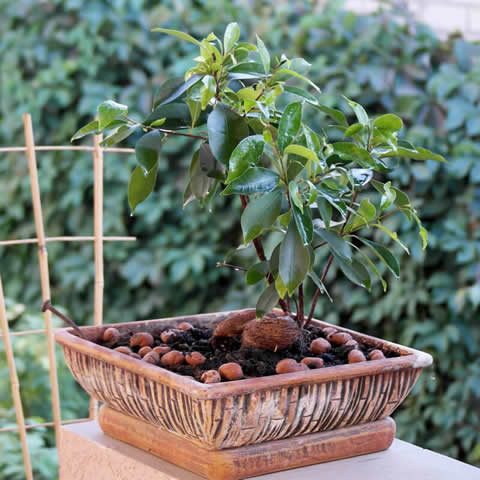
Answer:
[{"left": 59, "top": 421, "right": 480, "bottom": 480}]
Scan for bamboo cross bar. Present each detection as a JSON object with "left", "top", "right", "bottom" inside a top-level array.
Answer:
[
  {"left": 0, "top": 236, "right": 136, "bottom": 246},
  {"left": 0, "top": 276, "right": 33, "bottom": 480},
  {"left": 0, "top": 146, "right": 135, "bottom": 153}
]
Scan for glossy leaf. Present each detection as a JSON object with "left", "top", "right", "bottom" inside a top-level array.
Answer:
[
  {"left": 256, "top": 35, "right": 270, "bottom": 74},
  {"left": 256, "top": 283, "right": 279, "bottom": 317},
  {"left": 151, "top": 27, "right": 201, "bottom": 45},
  {"left": 284, "top": 144, "right": 319, "bottom": 164},
  {"left": 315, "top": 104, "right": 348, "bottom": 126},
  {"left": 334, "top": 254, "right": 371, "bottom": 290},
  {"left": 374, "top": 224, "right": 410, "bottom": 254},
  {"left": 135, "top": 131, "right": 163, "bottom": 172},
  {"left": 344, "top": 96, "right": 369, "bottom": 125},
  {"left": 145, "top": 103, "right": 202, "bottom": 129},
  {"left": 354, "top": 237, "right": 400, "bottom": 278},
  {"left": 97, "top": 100, "right": 128, "bottom": 129},
  {"left": 153, "top": 75, "right": 202, "bottom": 109},
  {"left": 241, "top": 190, "right": 282, "bottom": 243},
  {"left": 207, "top": 104, "right": 249, "bottom": 164},
  {"left": 226, "top": 135, "right": 264, "bottom": 183},
  {"left": 278, "top": 102, "right": 302, "bottom": 153},
  {"left": 349, "top": 242, "right": 387, "bottom": 292},
  {"left": 374, "top": 114, "right": 403, "bottom": 134},
  {"left": 351, "top": 168, "right": 373, "bottom": 187},
  {"left": 275, "top": 68, "right": 321, "bottom": 92},
  {"left": 332, "top": 142, "right": 376, "bottom": 168},
  {"left": 224, "top": 22, "right": 240, "bottom": 52},
  {"left": 71, "top": 120, "right": 99, "bottom": 141},
  {"left": 379, "top": 146, "right": 447, "bottom": 163},
  {"left": 279, "top": 220, "right": 311, "bottom": 295},
  {"left": 283, "top": 85, "right": 319, "bottom": 104},
  {"left": 100, "top": 125, "right": 136, "bottom": 147},
  {"left": 198, "top": 143, "right": 224, "bottom": 180},
  {"left": 292, "top": 202, "right": 313, "bottom": 245},
  {"left": 222, "top": 167, "right": 280, "bottom": 195},
  {"left": 128, "top": 165, "right": 158, "bottom": 213},
  {"left": 349, "top": 198, "right": 376, "bottom": 231},
  {"left": 246, "top": 262, "right": 269, "bottom": 285},
  {"left": 314, "top": 228, "right": 352, "bottom": 261}
]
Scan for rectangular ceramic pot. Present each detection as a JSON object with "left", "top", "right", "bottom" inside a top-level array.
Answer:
[{"left": 55, "top": 311, "right": 432, "bottom": 450}]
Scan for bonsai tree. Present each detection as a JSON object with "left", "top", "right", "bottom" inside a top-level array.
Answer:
[{"left": 72, "top": 24, "right": 444, "bottom": 351}]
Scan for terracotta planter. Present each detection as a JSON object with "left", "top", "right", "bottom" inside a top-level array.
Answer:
[{"left": 56, "top": 310, "right": 432, "bottom": 477}]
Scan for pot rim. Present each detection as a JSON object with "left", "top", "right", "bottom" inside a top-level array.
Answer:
[{"left": 55, "top": 310, "right": 433, "bottom": 400}]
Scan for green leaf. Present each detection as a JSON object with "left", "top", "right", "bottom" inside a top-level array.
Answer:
[
  {"left": 317, "top": 197, "right": 332, "bottom": 229},
  {"left": 380, "top": 181, "right": 396, "bottom": 210},
  {"left": 374, "top": 114, "right": 403, "bottom": 134},
  {"left": 246, "top": 262, "right": 269, "bottom": 285},
  {"left": 288, "top": 181, "right": 303, "bottom": 212},
  {"left": 379, "top": 147, "right": 447, "bottom": 163},
  {"left": 283, "top": 85, "right": 319, "bottom": 105},
  {"left": 314, "top": 104, "right": 348, "bottom": 126},
  {"left": 97, "top": 100, "right": 128, "bottom": 129},
  {"left": 200, "top": 75, "right": 216, "bottom": 109},
  {"left": 350, "top": 168, "right": 373, "bottom": 187},
  {"left": 224, "top": 22, "right": 240, "bottom": 52},
  {"left": 374, "top": 224, "right": 410, "bottom": 254},
  {"left": 284, "top": 144, "right": 319, "bottom": 164},
  {"left": 354, "top": 237, "right": 400, "bottom": 278},
  {"left": 135, "top": 131, "right": 163, "bottom": 172},
  {"left": 412, "top": 212, "right": 428, "bottom": 249},
  {"left": 279, "top": 220, "right": 311, "bottom": 295},
  {"left": 128, "top": 165, "right": 158, "bottom": 214},
  {"left": 222, "top": 167, "right": 280, "bottom": 195},
  {"left": 275, "top": 68, "right": 321, "bottom": 93},
  {"left": 100, "top": 125, "right": 136, "bottom": 147},
  {"left": 278, "top": 102, "right": 302, "bottom": 153},
  {"left": 332, "top": 142, "right": 376, "bottom": 168},
  {"left": 186, "top": 98, "right": 202, "bottom": 128},
  {"left": 348, "top": 198, "right": 376, "bottom": 231},
  {"left": 292, "top": 203, "right": 313, "bottom": 245},
  {"left": 207, "top": 104, "right": 249, "bottom": 164},
  {"left": 150, "top": 118, "right": 166, "bottom": 127},
  {"left": 153, "top": 75, "right": 202, "bottom": 109},
  {"left": 226, "top": 135, "right": 264, "bottom": 183},
  {"left": 256, "top": 35, "right": 271, "bottom": 74},
  {"left": 151, "top": 27, "right": 201, "bottom": 46},
  {"left": 308, "top": 271, "right": 332, "bottom": 302},
  {"left": 278, "top": 210, "right": 292, "bottom": 228},
  {"left": 275, "top": 274, "right": 288, "bottom": 299},
  {"left": 334, "top": 254, "right": 371, "bottom": 290},
  {"left": 188, "top": 149, "right": 214, "bottom": 200},
  {"left": 241, "top": 190, "right": 282, "bottom": 243},
  {"left": 343, "top": 96, "right": 369, "bottom": 125},
  {"left": 71, "top": 120, "right": 99, "bottom": 141},
  {"left": 314, "top": 228, "right": 352, "bottom": 262},
  {"left": 269, "top": 244, "right": 280, "bottom": 276},
  {"left": 256, "top": 283, "right": 279, "bottom": 317},
  {"left": 344, "top": 123, "right": 364, "bottom": 138},
  {"left": 348, "top": 242, "right": 387, "bottom": 292},
  {"left": 198, "top": 143, "right": 225, "bottom": 180},
  {"left": 145, "top": 102, "right": 202, "bottom": 129}
]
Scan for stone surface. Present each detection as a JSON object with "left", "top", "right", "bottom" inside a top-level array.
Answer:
[{"left": 59, "top": 421, "right": 480, "bottom": 480}]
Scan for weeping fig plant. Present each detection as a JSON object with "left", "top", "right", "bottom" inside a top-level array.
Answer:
[{"left": 72, "top": 23, "right": 445, "bottom": 350}]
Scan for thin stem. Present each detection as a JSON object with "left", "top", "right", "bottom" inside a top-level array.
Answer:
[
  {"left": 297, "top": 284, "right": 304, "bottom": 327},
  {"left": 127, "top": 118, "right": 208, "bottom": 141}
]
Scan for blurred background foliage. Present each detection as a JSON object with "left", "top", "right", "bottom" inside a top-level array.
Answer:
[{"left": 0, "top": 0, "right": 479, "bottom": 478}]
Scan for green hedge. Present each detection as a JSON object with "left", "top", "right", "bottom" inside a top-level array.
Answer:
[{"left": 0, "top": 1, "right": 479, "bottom": 478}]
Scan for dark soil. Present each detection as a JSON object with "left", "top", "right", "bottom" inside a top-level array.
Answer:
[{"left": 102, "top": 324, "right": 399, "bottom": 383}]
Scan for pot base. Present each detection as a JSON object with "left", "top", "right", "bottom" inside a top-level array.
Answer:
[{"left": 99, "top": 406, "right": 395, "bottom": 480}]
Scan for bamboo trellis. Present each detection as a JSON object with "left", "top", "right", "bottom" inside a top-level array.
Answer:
[{"left": 0, "top": 114, "right": 137, "bottom": 479}]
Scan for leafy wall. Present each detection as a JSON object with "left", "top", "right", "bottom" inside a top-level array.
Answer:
[{"left": 0, "top": 1, "right": 479, "bottom": 478}]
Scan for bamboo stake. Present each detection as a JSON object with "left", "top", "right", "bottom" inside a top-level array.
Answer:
[
  {"left": 89, "top": 131, "right": 104, "bottom": 419},
  {"left": 0, "top": 276, "right": 33, "bottom": 480},
  {"left": 0, "top": 329, "right": 47, "bottom": 338},
  {"left": 0, "top": 235, "right": 136, "bottom": 246},
  {"left": 0, "top": 146, "right": 135, "bottom": 153},
  {"left": 23, "top": 113, "right": 62, "bottom": 448}
]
